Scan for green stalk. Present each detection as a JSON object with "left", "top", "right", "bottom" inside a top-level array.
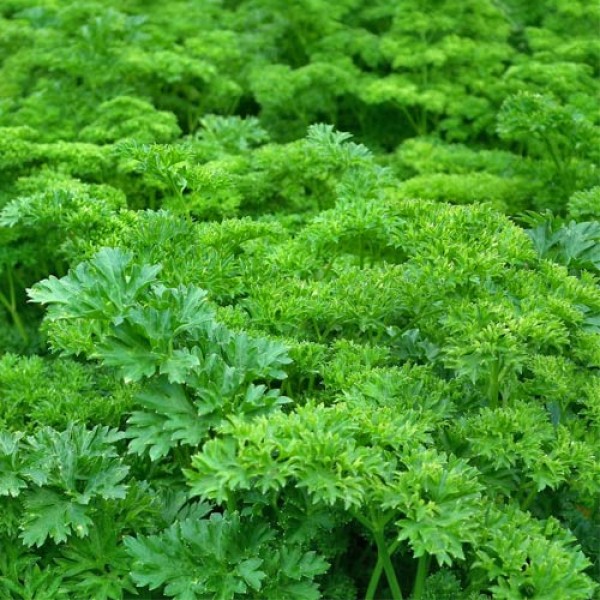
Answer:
[
  {"left": 365, "top": 556, "right": 384, "bottom": 600},
  {"left": 0, "top": 291, "right": 27, "bottom": 342},
  {"left": 311, "top": 319, "right": 322, "bottom": 342},
  {"left": 169, "top": 177, "right": 183, "bottom": 200},
  {"left": 373, "top": 528, "right": 403, "bottom": 600},
  {"left": 540, "top": 135, "right": 564, "bottom": 175},
  {"left": 521, "top": 485, "right": 538, "bottom": 511},
  {"left": 539, "top": 135, "right": 577, "bottom": 193},
  {"left": 411, "top": 553, "right": 429, "bottom": 599},
  {"left": 0, "top": 270, "right": 28, "bottom": 342},
  {"left": 10, "top": 306, "right": 27, "bottom": 343},
  {"left": 353, "top": 512, "right": 402, "bottom": 600},
  {"left": 397, "top": 105, "right": 421, "bottom": 137},
  {"left": 365, "top": 539, "right": 401, "bottom": 600}
]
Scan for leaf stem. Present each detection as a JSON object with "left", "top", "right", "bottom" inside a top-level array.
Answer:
[
  {"left": 397, "top": 105, "right": 421, "bottom": 137},
  {"left": 0, "top": 270, "right": 28, "bottom": 342},
  {"left": 353, "top": 512, "right": 403, "bottom": 600},
  {"left": 365, "top": 556, "right": 384, "bottom": 600},
  {"left": 411, "top": 552, "right": 429, "bottom": 599},
  {"left": 522, "top": 485, "right": 538, "bottom": 511},
  {"left": 373, "top": 528, "right": 403, "bottom": 600},
  {"left": 365, "top": 539, "right": 402, "bottom": 600},
  {"left": 540, "top": 134, "right": 564, "bottom": 175}
]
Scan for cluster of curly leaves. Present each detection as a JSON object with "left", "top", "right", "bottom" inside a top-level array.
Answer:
[
  {"left": 0, "top": 138, "right": 597, "bottom": 597},
  {"left": 0, "top": 0, "right": 599, "bottom": 599}
]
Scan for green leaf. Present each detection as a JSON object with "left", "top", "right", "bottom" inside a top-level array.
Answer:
[
  {"left": 16, "top": 425, "right": 129, "bottom": 547},
  {"left": 28, "top": 248, "right": 161, "bottom": 322},
  {"left": 127, "top": 380, "right": 209, "bottom": 460},
  {"left": 21, "top": 490, "right": 93, "bottom": 547},
  {"left": 0, "top": 432, "right": 27, "bottom": 497},
  {"left": 237, "top": 558, "right": 266, "bottom": 591}
]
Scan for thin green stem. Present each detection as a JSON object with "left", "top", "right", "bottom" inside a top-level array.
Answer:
[
  {"left": 397, "top": 104, "right": 421, "bottom": 137},
  {"left": 352, "top": 511, "right": 372, "bottom": 530},
  {"left": 540, "top": 135, "right": 564, "bottom": 174},
  {"left": 311, "top": 319, "right": 322, "bottom": 342},
  {"left": 353, "top": 512, "right": 402, "bottom": 600},
  {"left": 365, "top": 540, "right": 402, "bottom": 600},
  {"left": 10, "top": 308, "right": 28, "bottom": 343},
  {"left": 0, "top": 289, "right": 12, "bottom": 313},
  {"left": 0, "top": 271, "right": 28, "bottom": 342},
  {"left": 7, "top": 268, "right": 16, "bottom": 308},
  {"left": 412, "top": 552, "right": 429, "bottom": 599},
  {"left": 373, "top": 528, "right": 403, "bottom": 600},
  {"left": 522, "top": 485, "right": 538, "bottom": 511},
  {"left": 365, "top": 557, "right": 383, "bottom": 600}
]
